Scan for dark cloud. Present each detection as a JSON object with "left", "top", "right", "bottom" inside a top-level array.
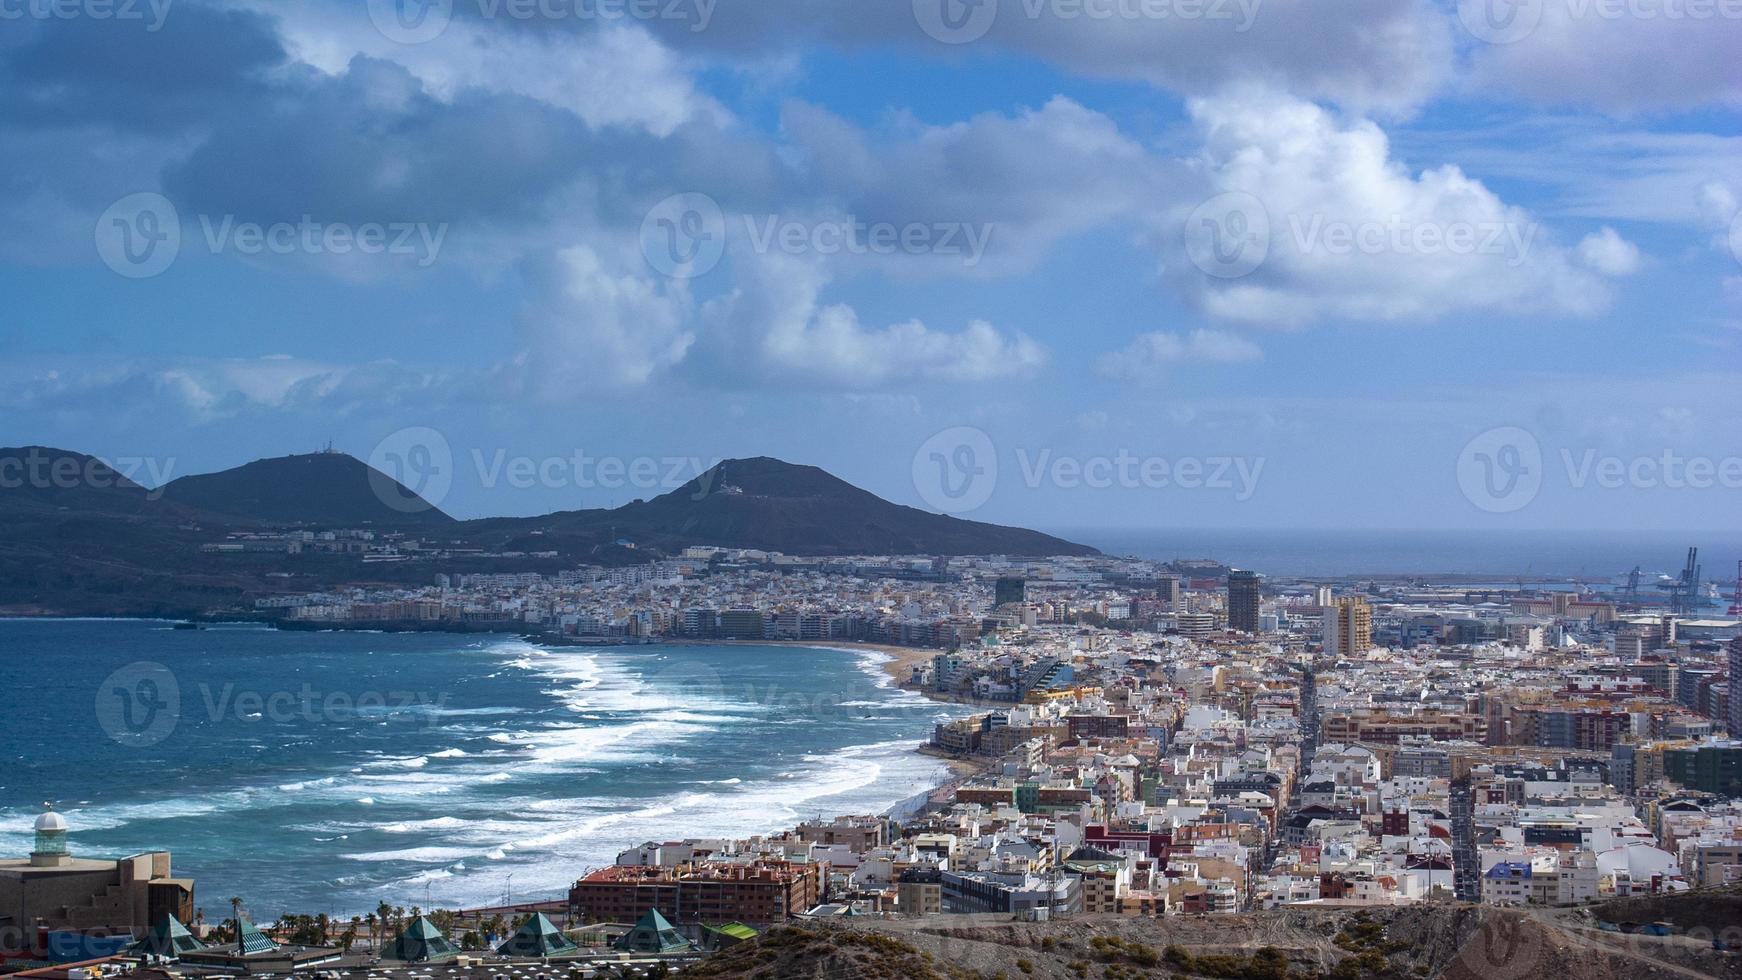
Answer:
[{"left": 0, "top": 2, "right": 286, "bottom": 130}]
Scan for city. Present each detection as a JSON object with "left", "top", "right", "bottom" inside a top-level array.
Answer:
[
  {"left": 3, "top": 0, "right": 1740, "bottom": 975},
  {"left": 4, "top": 547, "right": 1738, "bottom": 976}
]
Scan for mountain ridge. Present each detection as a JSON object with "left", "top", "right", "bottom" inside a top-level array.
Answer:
[{"left": 0, "top": 446, "right": 1098, "bottom": 616}]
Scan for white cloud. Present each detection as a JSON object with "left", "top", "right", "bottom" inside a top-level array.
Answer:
[
  {"left": 781, "top": 96, "right": 1169, "bottom": 277},
  {"left": 258, "top": 5, "right": 726, "bottom": 135},
  {"left": 515, "top": 246, "right": 697, "bottom": 392},
  {"left": 1168, "top": 88, "right": 1634, "bottom": 325},
  {"left": 1098, "top": 329, "right": 1262, "bottom": 381},
  {"left": 698, "top": 254, "right": 1045, "bottom": 386},
  {"left": 1576, "top": 226, "right": 1641, "bottom": 276}
]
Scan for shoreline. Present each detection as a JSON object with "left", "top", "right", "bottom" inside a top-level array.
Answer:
[{"left": 11, "top": 619, "right": 991, "bottom": 916}]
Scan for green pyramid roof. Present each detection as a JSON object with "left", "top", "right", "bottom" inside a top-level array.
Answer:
[
  {"left": 130, "top": 914, "right": 206, "bottom": 957},
  {"left": 494, "top": 912, "right": 578, "bottom": 958},
  {"left": 235, "top": 917, "right": 278, "bottom": 956},
  {"left": 382, "top": 914, "right": 460, "bottom": 963},
  {"left": 614, "top": 908, "right": 692, "bottom": 954}
]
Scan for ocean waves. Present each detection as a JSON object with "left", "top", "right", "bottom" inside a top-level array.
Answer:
[{"left": 2, "top": 623, "right": 968, "bottom": 916}]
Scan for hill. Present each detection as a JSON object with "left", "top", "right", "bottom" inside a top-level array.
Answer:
[
  {"left": 0, "top": 446, "right": 156, "bottom": 516},
  {"left": 0, "top": 448, "right": 1095, "bottom": 616},
  {"left": 685, "top": 903, "right": 1740, "bottom": 980},
  {"left": 156, "top": 451, "right": 455, "bottom": 527},
  {"left": 464, "top": 457, "right": 1097, "bottom": 557}
]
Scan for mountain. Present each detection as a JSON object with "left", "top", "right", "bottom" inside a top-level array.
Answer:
[
  {"left": 0, "top": 446, "right": 156, "bottom": 516},
  {"left": 0, "top": 447, "right": 1093, "bottom": 616},
  {"left": 463, "top": 456, "right": 1098, "bottom": 557},
  {"left": 157, "top": 451, "right": 455, "bottom": 527}
]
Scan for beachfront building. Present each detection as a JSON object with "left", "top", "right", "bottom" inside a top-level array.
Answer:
[
  {"left": 569, "top": 860, "right": 823, "bottom": 926},
  {"left": 0, "top": 806, "right": 194, "bottom": 957}
]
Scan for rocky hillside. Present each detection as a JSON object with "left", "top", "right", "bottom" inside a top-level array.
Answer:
[{"left": 684, "top": 903, "right": 1740, "bottom": 980}]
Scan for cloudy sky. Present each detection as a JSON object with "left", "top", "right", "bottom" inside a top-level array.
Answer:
[{"left": 1, "top": 0, "right": 1738, "bottom": 531}]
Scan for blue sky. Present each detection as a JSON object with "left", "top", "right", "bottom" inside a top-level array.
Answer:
[{"left": 0, "top": 0, "right": 1738, "bottom": 532}]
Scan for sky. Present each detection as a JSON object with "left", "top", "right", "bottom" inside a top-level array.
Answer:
[{"left": 0, "top": 0, "right": 1738, "bottom": 532}]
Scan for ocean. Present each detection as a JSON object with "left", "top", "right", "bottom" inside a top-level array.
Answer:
[
  {"left": 1065, "top": 527, "right": 1742, "bottom": 583},
  {"left": 0, "top": 620, "right": 963, "bottom": 919}
]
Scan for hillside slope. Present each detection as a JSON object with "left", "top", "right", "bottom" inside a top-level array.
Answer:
[
  {"left": 464, "top": 457, "right": 1097, "bottom": 557},
  {"left": 684, "top": 904, "right": 1739, "bottom": 980}
]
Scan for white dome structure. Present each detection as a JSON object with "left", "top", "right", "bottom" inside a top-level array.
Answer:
[
  {"left": 35, "top": 807, "right": 68, "bottom": 833},
  {"left": 31, "top": 803, "right": 71, "bottom": 866}
]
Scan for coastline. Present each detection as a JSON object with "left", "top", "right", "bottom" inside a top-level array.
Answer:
[{"left": 11, "top": 618, "right": 993, "bottom": 904}]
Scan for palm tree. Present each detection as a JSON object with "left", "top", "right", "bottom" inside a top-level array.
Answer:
[
  {"left": 364, "top": 913, "right": 378, "bottom": 950},
  {"left": 228, "top": 897, "right": 243, "bottom": 937}
]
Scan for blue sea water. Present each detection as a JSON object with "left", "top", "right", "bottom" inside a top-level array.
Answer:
[{"left": 0, "top": 620, "right": 961, "bottom": 918}]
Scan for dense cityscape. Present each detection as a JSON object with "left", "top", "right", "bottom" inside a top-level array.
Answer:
[
  {"left": 5, "top": 0, "right": 1739, "bottom": 973},
  {"left": 6, "top": 545, "right": 1739, "bottom": 977}
]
